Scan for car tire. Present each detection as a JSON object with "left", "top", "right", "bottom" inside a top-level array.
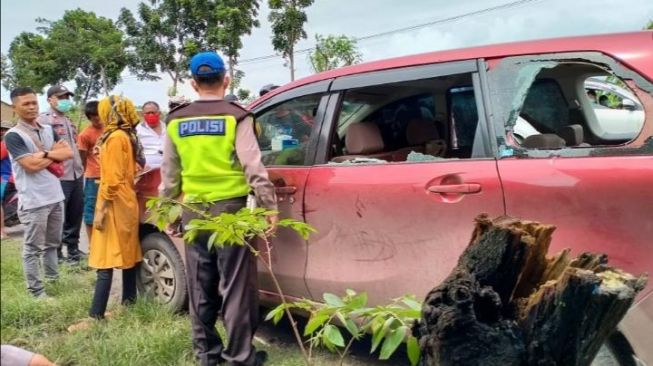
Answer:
[
  {"left": 137, "top": 232, "right": 188, "bottom": 312},
  {"left": 592, "top": 332, "right": 640, "bottom": 366}
]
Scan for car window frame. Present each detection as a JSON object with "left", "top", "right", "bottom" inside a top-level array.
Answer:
[
  {"left": 251, "top": 91, "right": 331, "bottom": 167},
  {"left": 313, "top": 58, "right": 496, "bottom": 165}
]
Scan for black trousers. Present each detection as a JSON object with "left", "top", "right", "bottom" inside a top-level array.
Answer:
[
  {"left": 59, "top": 177, "right": 84, "bottom": 260},
  {"left": 89, "top": 266, "right": 138, "bottom": 318},
  {"left": 183, "top": 197, "right": 260, "bottom": 366}
]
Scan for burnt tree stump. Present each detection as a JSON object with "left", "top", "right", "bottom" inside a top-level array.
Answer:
[{"left": 414, "top": 215, "right": 647, "bottom": 366}]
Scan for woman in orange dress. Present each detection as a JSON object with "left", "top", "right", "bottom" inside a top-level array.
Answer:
[{"left": 88, "top": 95, "right": 145, "bottom": 319}]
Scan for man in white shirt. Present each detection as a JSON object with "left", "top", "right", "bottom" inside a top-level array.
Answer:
[{"left": 136, "top": 101, "right": 166, "bottom": 169}]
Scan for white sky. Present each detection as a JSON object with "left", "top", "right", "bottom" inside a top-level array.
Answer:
[{"left": 1, "top": 0, "right": 651, "bottom": 110}]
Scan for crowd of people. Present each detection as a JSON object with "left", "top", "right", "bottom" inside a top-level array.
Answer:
[{"left": 0, "top": 50, "right": 280, "bottom": 366}]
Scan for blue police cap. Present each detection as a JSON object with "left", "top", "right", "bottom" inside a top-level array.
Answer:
[{"left": 190, "top": 52, "right": 225, "bottom": 76}]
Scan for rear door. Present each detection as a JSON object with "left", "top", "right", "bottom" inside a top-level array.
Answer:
[
  {"left": 484, "top": 53, "right": 653, "bottom": 298},
  {"left": 303, "top": 61, "right": 506, "bottom": 305},
  {"left": 252, "top": 81, "right": 331, "bottom": 300}
]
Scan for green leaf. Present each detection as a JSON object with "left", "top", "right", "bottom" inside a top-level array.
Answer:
[
  {"left": 379, "top": 325, "right": 407, "bottom": 360},
  {"left": 264, "top": 306, "right": 284, "bottom": 323},
  {"left": 406, "top": 335, "right": 420, "bottom": 366},
  {"left": 335, "top": 312, "right": 359, "bottom": 337},
  {"left": 207, "top": 232, "right": 218, "bottom": 250},
  {"left": 323, "top": 293, "right": 345, "bottom": 307},
  {"left": 324, "top": 324, "right": 345, "bottom": 348},
  {"left": 304, "top": 314, "right": 329, "bottom": 336},
  {"left": 168, "top": 204, "right": 182, "bottom": 222},
  {"left": 348, "top": 292, "right": 368, "bottom": 309},
  {"left": 273, "top": 307, "right": 285, "bottom": 325},
  {"left": 344, "top": 318, "right": 359, "bottom": 338},
  {"left": 402, "top": 297, "right": 422, "bottom": 311},
  {"left": 371, "top": 317, "right": 394, "bottom": 353},
  {"left": 321, "top": 331, "right": 337, "bottom": 352}
]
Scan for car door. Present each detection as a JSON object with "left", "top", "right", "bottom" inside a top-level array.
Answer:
[
  {"left": 303, "top": 60, "right": 506, "bottom": 305},
  {"left": 252, "top": 82, "right": 331, "bottom": 300},
  {"left": 484, "top": 53, "right": 653, "bottom": 297}
]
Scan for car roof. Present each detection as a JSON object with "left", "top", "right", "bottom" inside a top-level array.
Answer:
[{"left": 249, "top": 31, "right": 653, "bottom": 109}]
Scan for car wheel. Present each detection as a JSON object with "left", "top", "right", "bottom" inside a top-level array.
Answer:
[
  {"left": 138, "top": 232, "right": 188, "bottom": 312},
  {"left": 591, "top": 332, "right": 641, "bottom": 366}
]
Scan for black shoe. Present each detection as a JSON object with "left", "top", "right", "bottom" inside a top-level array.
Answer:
[
  {"left": 68, "top": 250, "right": 87, "bottom": 261},
  {"left": 254, "top": 351, "right": 268, "bottom": 366}
]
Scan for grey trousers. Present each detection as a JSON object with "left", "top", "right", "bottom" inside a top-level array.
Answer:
[
  {"left": 17, "top": 201, "right": 63, "bottom": 296},
  {"left": 183, "top": 197, "right": 260, "bottom": 366}
]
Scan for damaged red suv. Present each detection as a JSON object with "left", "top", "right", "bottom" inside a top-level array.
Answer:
[{"left": 136, "top": 31, "right": 653, "bottom": 365}]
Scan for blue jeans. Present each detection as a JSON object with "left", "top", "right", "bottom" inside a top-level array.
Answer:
[{"left": 83, "top": 178, "right": 99, "bottom": 225}]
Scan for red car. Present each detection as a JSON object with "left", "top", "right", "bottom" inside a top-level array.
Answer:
[{"left": 136, "top": 31, "right": 653, "bottom": 365}]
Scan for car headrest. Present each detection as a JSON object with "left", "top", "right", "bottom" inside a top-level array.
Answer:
[
  {"left": 522, "top": 134, "right": 566, "bottom": 149},
  {"left": 345, "top": 123, "right": 384, "bottom": 155},
  {"left": 406, "top": 119, "right": 440, "bottom": 145},
  {"left": 558, "top": 124, "right": 584, "bottom": 146}
]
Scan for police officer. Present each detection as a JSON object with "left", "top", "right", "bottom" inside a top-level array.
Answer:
[
  {"left": 37, "top": 85, "right": 85, "bottom": 263},
  {"left": 161, "top": 51, "right": 277, "bottom": 366}
]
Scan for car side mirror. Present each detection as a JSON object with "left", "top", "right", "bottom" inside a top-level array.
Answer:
[{"left": 622, "top": 99, "right": 637, "bottom": 111}]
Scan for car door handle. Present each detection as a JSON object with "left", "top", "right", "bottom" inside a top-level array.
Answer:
[
  {"left": 275, "top": 186, "right": 297, "bottom": 195},
  {"left": 427, "top": 183, "right": 481, "bottom": 194}
]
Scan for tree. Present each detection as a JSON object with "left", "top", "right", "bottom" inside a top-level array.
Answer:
[
  {"left": 120, "top": 0, "right": 253, "bottom": 96},
  {"left": 268, "top": 0, "right": 314, "bottom": 81},
  {"left": 647, "top": 20, "right": 652, "bottom": 29},
  {"left": 236, "top": 88, "right": 255, "bottom": 105},
  {"left": 308, "top": 34, "right": 362, "bottom": 73},
  {"left": 7, "top": 9, "right": 127, "bottom": 102},
  {"left": 207, "top": 0, "right": 260, "bottom": 94},
  {"left": 1, "top": 53, "right": 17, "bottom": 91}
]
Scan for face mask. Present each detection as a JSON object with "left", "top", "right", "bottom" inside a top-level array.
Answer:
[
  {"left": 56, "top": 99, "right": 73, "bottom": 113},
  {"left": 144, "top": 113, "right": 160, "bottom": 127}
]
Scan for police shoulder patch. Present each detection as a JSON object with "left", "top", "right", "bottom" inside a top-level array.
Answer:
[{"left": 178, "top": 118, "right": 226, "bottom": 137}]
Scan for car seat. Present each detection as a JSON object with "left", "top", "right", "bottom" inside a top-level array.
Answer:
[
  {"left": 558, "top": 124, "right": 590, "bottom": 147},
  {"left": 331, "top": 122, "right": 393, "bottom": 163},
  {"left": 392, "top": 119, "right": 442, "bottom": 161}
]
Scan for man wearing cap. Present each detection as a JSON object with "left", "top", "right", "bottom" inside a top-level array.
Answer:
[
  {"left": 161, "top": 51, "right": 278, "bottom": 366},
  {"left": 258, "top": 84, "right": 279, "bottom": 97},
  {"left": 37, "top": 85, "right": 85, "bottom": 264}
]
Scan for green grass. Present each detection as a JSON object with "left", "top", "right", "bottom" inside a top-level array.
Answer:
[
  {"left": 1, "top": 238, "right": 397, "bottom": 366},
  {"left": 1, "top": 239, "right": 195, "bottom": 366}
]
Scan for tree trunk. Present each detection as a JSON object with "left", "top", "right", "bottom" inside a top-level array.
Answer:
[
  {"left": 100, "top": 66, "right": 109, "bottom": 96},
  {"left": 229, "top": 56, "right": 236, "bottom": 95},
  {"left": 415, "top": 215, "right": 647, "bottom": 366},
  {"left": 289, "top": 47, "right": 295, "bottom": 82},
  {"left": 77, "top": 76, "right": 94, "bottom": 130},
  {"left": 171, "top": 77, "right": 178, "bottom": 98}
]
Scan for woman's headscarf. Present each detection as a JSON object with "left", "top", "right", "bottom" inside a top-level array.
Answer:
[{"left": 95, "top": 95, "right": 146, "bottom": 167}]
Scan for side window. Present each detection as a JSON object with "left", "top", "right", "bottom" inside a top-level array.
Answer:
[
  {"left": 329, "top": 72, "right": 486, "bottom": 164},
  {"left": 255, "top": 94, "right": 322, "bottom": 166},
  {"left": 488, "top": 54, "right": 648, "bottom": 151}
]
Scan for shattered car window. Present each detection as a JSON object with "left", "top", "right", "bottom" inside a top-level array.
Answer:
[{"left": 486, "top": 52, "right": 653, "bottom": 157}]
